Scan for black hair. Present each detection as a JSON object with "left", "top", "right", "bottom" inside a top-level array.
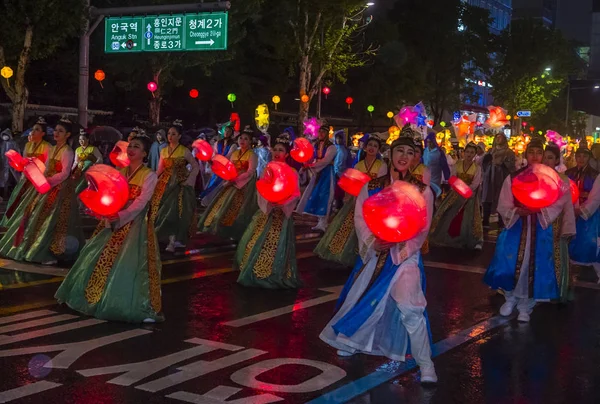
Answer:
[
  {"left": 34, "top": 117, "right": 48, "bottom": 133},
  {"left": 545, "top": 142, "right": 560, "bottom": 161},
  {"left": 359, "top": 137, "right": 382, "bottom": 162},
  {"left": 170, "top": 120, "right": 184, "bottom": 135},
  {"left": 130, "top": 135, "right": 153, "bottom": 163},
  {"left": 274, "top": 139, "right": 292, "bottom": 154},
  {"left": 56, "top": 119, "right": 73, "bottom": 135},
  {"left": 465, "top": 143, "right": 478, "bottom": 154}
]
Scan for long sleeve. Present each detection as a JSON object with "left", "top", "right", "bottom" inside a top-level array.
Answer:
[
  {"left": 156, "top": 155, "right": 165, "bottom": 177},
  {"left": 440, "top": 151, "right": 451, "bottom": 180},
  {"left": 312, "top": 145, "right": 336, "bottom": 173},
  {"left": 377, "top": 161, "right": 388, "bottom": 177},
  {"left": 184, "top": 149, "right": 200, "bottom": 187},
  {"left": 116, "top": 172, "right": 158, "bottom": 229},
  {"left": 93, "top": 147, "right": 103, "bottom": 164},
  {"left": 47, "top": 148, "right": 74, "bottom": 188},
  {"left": 539, "top": 178, "right": 571, "bottom": 230},
  {"left": 580, "top": 175, "right": 600, "bottom": 220},
  {"left": 354, "top": 184, "right": 377, "bottom": 263},
  {"left": 561, "top": 187, "right": 577, "bottom": 238},
  {"left": 470, "top": 165, "right": 482, "bottom": 191},
  {"left": 390, "top": 187, "right": 434, "bottom": 266},
  {"left": 234, "top": 153, "right": 258, "bottom": 189},
  {"left": 71, "top": 149, "right": 80, "bottom": 171},
  {"left": 497, "top": 175, "right": 519, "bottom": 229},
  {"left": 225, "top": 144, "right": 238, "bottom": 158}
]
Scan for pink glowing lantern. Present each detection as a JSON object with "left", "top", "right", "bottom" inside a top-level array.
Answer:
[
  {"left": 511, "top": 164, "right": 562, "bottom": 210},
  {"left": 290, "top": 137, "right": 314, "bottom": 163},
  {"left": 449, "top": 176, "right": 473, "bottom": 199},
  {"left": 569, "top": 179, "right": 580, "bottom": 204},
  {"left": 109, "top": 141, "right": 130, "bottom": 168},
  {"left": 5, "top": 150, "right": 27, "bottom": 172},
  {"left": 362, "top": 181, "right": 427, "bottom": 242},
  {"left": 79, "top": 165, "right": 129, "bottom": 217},
  {"left": 303, "top": 117, "right": 320, "bottom": 139},
  {"left": 395, "top": 106, "right": 419, "bottom": 126},
  {"left": 192, "top": 139, "right": 213, "bottom": 162},
  {"left": 256, "top": 161, "right": 299, "bottom": 204},
  {"left": 211, "top": 155, "right": 238, "bottom": 181},
  {"left": 147, "top": 81, "right": 157, "bottom": 93},
  {"left": 546, "top": 130, "right": 567, "bottom": 149},
  {"left": 23, "top": 158, "right": 50, "bottom": 194},
  {"left": 338, "top": 168, "right": 371, "bottom": 197}
]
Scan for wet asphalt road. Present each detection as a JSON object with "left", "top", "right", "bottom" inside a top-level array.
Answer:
[{"left": 0, "top": 205, "right": 599, "bottom": 404}]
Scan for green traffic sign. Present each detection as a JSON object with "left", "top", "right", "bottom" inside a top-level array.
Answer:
[{"left": 104, "top": 12, "right": 228, "bottom": 53}]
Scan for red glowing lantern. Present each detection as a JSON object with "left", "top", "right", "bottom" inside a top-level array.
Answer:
[
  {"left": 79, "top": 165, "right": 129, "bottom": 217},
  {"left": 109, "top": 141, "right": 130, "bottom": 168},
  {"left": 23, "top": 158, "right": 50, "bottom": 194},
  {"left": 511, "top": 164, "right": 562, "bottom": 210},
  {"left": 256, "top": 161, "right": 299, "bottom": 204},
  {"left": 211, "top": 155, "right": 238, "bottom": 181},
  {"left": 290, "top": 137, "right": 314, "bottom": 163},
  {"left": 345, "top": 97, "right": 354, "bottom": 109},
  {"left": 192, "top": 139, "right": 213, "bottom": 162},
  {"left": 147, "top": 81, "right": 157, "bottom": 93},
  {"left": 569, "top": 179, "right": 580, "bottom": 204},
  {"left": 529, "top": 126, "right": 535, "bottom": 132},
  {"left": 189, "top": 89, "right": 199, "bottom": 99},
  {"left": 5, "top": 150, "right": 27, "bottom": 172},
  {"left": 362, "top": 181, "right": 427, "bottom": 242},
  {"left": 230, "top": 112, "right": 241, "bottom": 132},
  {"left": 338, "top": 168, "right": 371, "bottom": 197},
  {"left": 322, "top": 87, "right": 331, "bottom": 99},
  {"left": 448, "top": 176, "right": 473, "bottom": 199}
]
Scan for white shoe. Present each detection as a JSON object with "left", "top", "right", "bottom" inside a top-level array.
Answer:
[
  {"left": 499, "top": 298, "right": 518, "bottom": 316},
  {"left": 517, "top": 312, "right": 530, "bottom": 323},
  {"left": 143, "top": 318, "right": 156, "bottom": 323},
  {"left": 336, "top": 350, "right": 354, "bottom": 357},
  {"left": 474, "top": 243, "right": 483, "bottom": 250},
  {"left": 42, "top": 259, "right": 58, "bottom": 266},
  {"left": 165, "top": 243, "right": 175, "bottom": 253},
  {"left": 173, "top": 241, "right": 185, "bottom": 248},
  {"left": 420, "top": 365, "right": 438, "bottom": 383}
]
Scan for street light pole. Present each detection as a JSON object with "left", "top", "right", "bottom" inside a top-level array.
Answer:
[{"left": 565, "top": 81, "right": 570, "bottom": 131}]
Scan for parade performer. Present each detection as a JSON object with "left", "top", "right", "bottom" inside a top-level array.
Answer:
[
  {"left": 72, "top": 129, "right": 103, "bottom": 194},
  {"left": 255, "top": 134, "right": 271, "bottom": 178},
  {"left": 199, "top": 124, "right": 237, "bottom": 204},
  {"left": 543, "top": 143, "right": 576, "bottom": 300},
  {"left": 149, "top": 129, "right": 167, "bottom": 171},
  {"left": 314, "top": 134, "right": 387, "bottom": 267},
  {"left": 235, "top": 135, "right": 302, "bottom": 288},
  {"left": 1, "top": 117, "right": 51, "bottom": 228},
  {"left": 423, "top": 131, "right": 450, "bottom": 190},
  {"left": 429, "top": 142, "right": 484, "bottom": 250},
  {"left": 333, "top": 131, "right": 350, "bottom": 210},
  {"left": 484, "top": 139, "right": 573, "bottom": 322},
  {"left": 0, "top": 118, "right": 83, "bottom": 265},
  {"left": 565, "top": 145, "right": 600, "bottom": 281},
  {"left": 482, "top": 133, "right": 515, "bottom": 228},
  {"left": 152, "top": 120, "right": 200, "bottom": 252},
  {"left": 320, "top": 136, "right": 437, "bottom": 384},
  {"left": 296, "top": 126, "right": 337, "bottom": 232},
  {"left": 198, "top": 130, "right": 259, "bottom": 241},
  {"left": 55, "top": 135, "right": 163, "bottom": 323}
]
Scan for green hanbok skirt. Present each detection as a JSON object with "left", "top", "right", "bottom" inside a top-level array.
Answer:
[
  {"left": 0, "top": 180, "right": 84, "bottom": 263},
  {"left": 72, "top": 160, "right": 95, "bottom": 195},
  {"left": 55, "top": 206, "right": 163, "bottom": 323},
  {"left": 235, "top": 208, "right": 302, "bottom": 289},
  {"left": 198, "top": 178, "right": 259, "bottom": 241},
  {"left": 154, "top": 175, "right": 197, "bottom": 244},
  {"left": 0, "top": 177, "right": 36, "bottom": 228},
  {"left": 313, "top": 196, "right": 358, "bottom": 267},
  {"left": 429, "top": 189, "right": 483, "bottom": 250}
]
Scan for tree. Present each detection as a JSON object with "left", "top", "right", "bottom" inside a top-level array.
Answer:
[
  {"left": 285, "top": 0, "right": 375, "bottom": 130},
  {"left": 0, "top": 0, "right": 85, "bottom": 132},
  {"left": 489, "top": 19, "right": 583, "bottom": 121}
]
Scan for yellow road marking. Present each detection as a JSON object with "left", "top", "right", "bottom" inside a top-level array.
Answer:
[
  {"left": 0, "top": 277, "right": 64, "bottom": 291},
  {"left": 0, "top": 300, "right": 58, "bottom": 316}
]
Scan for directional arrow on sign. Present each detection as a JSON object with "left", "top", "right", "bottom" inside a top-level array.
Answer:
[
  {"left": 146, "top": 24, "right": 153, "bottom": 45},
  {"left": 194, "top": 39, "right": 215, "bottom": 46}
]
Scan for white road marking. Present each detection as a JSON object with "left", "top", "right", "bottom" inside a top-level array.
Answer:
[
  {"left": 221, "top": 285, "right": 343, "bottom": 327},
  {"left": 0, "top": 319, "right": 105, "bottom": 346},
  {"left": 168, "top": 386, "right": 284, "bottom": 404},
  {"left": 0, "top": 314, "right": 78, "bottom": 334},
  {"left": 0, "top": 309, "right": 56, "bottom": 325},
  {"left": 0, "top": 381, "right": 62, "bottom": 403}
]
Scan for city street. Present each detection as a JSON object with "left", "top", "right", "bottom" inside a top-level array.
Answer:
[{"left": 0, "top": 204, "right": 599, "bottom": 404}]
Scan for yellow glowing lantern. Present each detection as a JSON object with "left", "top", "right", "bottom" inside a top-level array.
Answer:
[
  {"left": 1, "top": 66, "right": 13, "bottom": 79},
  {"left": 386, "top": 126, "right": 400, "bottom": 145},
  {"left": 329, "top": 126, "right": 334, "bottom": 139},
  {"left": 506, "top": 115, "right": 511, "bottom": 120},
  {"left": 386, "top": 111, "right": 394, "bottom": 119},
  {"left": 272, "top": 95, "right": 281, "bottom": 110},
  {"left": 352, "top": 133, "right": 363, "bottom": 147},
  {"left": 254, "top": 104, "right": 270, "bottom": 133}
]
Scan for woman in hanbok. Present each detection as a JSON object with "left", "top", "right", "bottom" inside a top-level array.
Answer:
[
  {"left": 198, "top": 130, "right": 258, "bottom": 241},
  {"left": 314, "top": 135, "right": 387, "bottom": 267},
  {"left": 148, "top": 129, "right": 167, "bottom": 171},
  {"left": 152, "top": 120, "right": 199, "bottom": 252},
  {"left": 55, "top": 135, "right": 163, "bottom": 323},
  {"left": 484, "top": 139, "right": 574, "bottom": 322},
  {"left": 429, "top": 142, "right": 484, "bottom": 250},
  {"left": 320, "top": 136, "right": 437, "bottom": 384},
  {"left": 565, "top": 145, "right": 600, "bottom": 282},
  {"left": 235, "top": 135, "right": 302, "bottom": 288},
  {"left": 199, "top": 125, "right": 237, "bottom": 205},
  {"left": 72, "top": 129, "right": 103, "bottom": 194},
  {"left": 296, "top": 126, "right": 337, "bottom": 232},
  {"left": 543, "top": 143, "right": 576, "bottom": 300},
  {"left": 482, "top": 133, "right": 515, "bottom": 228},
  {"left": 0, "top": 118, "right": 83, "bottom": 265},
  {"left": 1, "top": 117, "right": 51, "bottom": 228}
]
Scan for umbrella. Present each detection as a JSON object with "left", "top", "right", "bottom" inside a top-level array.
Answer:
[{"left": 89, "top": 126, "right": 124, "bottom": 144}]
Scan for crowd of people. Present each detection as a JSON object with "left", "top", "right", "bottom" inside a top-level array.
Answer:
[{"left": 0, "top": 115, "right": 599, "bottom": 386}]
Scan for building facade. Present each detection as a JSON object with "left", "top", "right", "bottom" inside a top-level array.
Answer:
[{"left": 512, "top": 0, "right": 557, "bottom": 27}]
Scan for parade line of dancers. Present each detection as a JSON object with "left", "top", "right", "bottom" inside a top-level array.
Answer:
[{"left": 2, "top": 116, "right": 600, "bottom": 385}]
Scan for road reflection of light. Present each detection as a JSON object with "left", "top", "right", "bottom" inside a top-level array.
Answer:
[{"left": 468, "top": 324, "right": 486, "bottom": 338}]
